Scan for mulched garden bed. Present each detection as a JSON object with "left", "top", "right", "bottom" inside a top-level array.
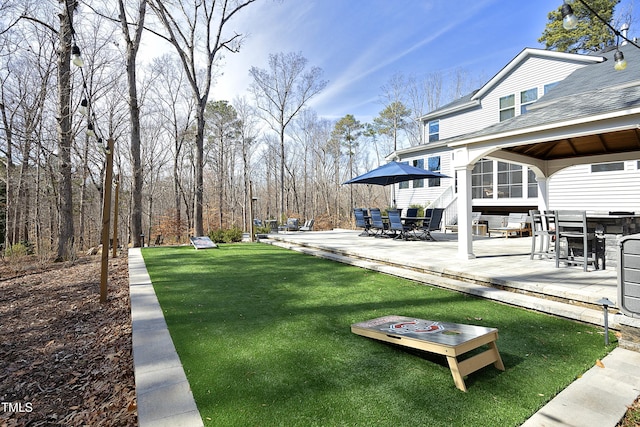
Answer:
[{"left": 0, "top": 252, "right": 136, "bottom": 426}]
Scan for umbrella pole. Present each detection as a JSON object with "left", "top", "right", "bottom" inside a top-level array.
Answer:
[{"left": 392, "top": 183, "right": 396, "bottom": 208}]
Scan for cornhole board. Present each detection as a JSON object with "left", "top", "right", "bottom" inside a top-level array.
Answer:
[
  {"left": 190, "top": 236, "right": 217, "bottom": 249},
  {"left": 351, "top": 315, "right": 504, "bottom": 391}
]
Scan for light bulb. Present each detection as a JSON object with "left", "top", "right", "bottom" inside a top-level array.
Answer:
[
  {"left": 614, "top": 51, "right": 627, "bottom": 71},
  {"left": 79, "top": 98, "right": 88, "bottom": 115},
  {"left": 561, "top": 4, "right": 578, "bottom": 30},
  {"left": 71, "top": 44, "right": 84, "bottom": 67}
]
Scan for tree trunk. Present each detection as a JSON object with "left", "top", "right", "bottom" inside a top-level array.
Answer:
[
  {"left": 129, "top": 50, "right": 143, "bottom": 247},
  {"left": 119, "top": 0, "right": 146, "bottom": 247},
  {"left": 56, "top": 0, "right": 76, "bottom": 261},
  {"left": 78, "top": 134, "right": 90, "bottom": 249},
  {"left": 174, "top": 153, "right": 181, "bottom": 240},
  {"left": 279, "top": 126, "right": 285, "bottom": 221},
  {"left": 194, "top": 102, "right": 205, "bottom": 236},
  {"left": 1, "top": 100, "right": 15, "bottom": 248}
]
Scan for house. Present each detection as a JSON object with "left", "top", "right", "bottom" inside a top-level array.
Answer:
[{"left": 390, "top": 43, "right": 640, "bottom": 258}]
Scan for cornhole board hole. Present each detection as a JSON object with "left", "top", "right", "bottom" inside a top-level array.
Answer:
[
  {"left": 190, "top": 236, "right": 218, "bottom": 249},
  {"left": 351, "top": 315, "right": 505, "bottom": 391}
]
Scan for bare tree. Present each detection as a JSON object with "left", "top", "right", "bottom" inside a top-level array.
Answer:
[
  {"left": 56, "top": 0, "right": 77, "bottom": 261},
  {"left": 233, "top": 96, "right": 258, "bottom": 231},
  {"left": 147, "top": 0, "right": 258, "bottom": 236},
  {"left": 148, "top": 54, "right": 195, "bottom": 241},
  {"left": 405, "top": 72, "right": 443, "bottom": 145},
  {"left": 117, "top": 0, "right": 147, "bottom": 247},
  {"left": 249, "top": 51, "right": 327, "bottom": 221},
  {"left": 204, "top": 100, "right": 239, "bottom": 228}
]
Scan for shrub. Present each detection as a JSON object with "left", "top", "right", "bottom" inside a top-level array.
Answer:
[
  {"left": 255, "top": 226, "right": 271, "bottom": 235},
  {"left": 223, "top": 227, "right": 243, "bottom": 243},
  {"left": 208, "top": 229, "right": 226, "bottom": 243},
  {"left": 209, "top": 227, "right": 243, "bottom": 243},
  {"left": 5, "top": 242, "right": 32, "bottom": 257}
]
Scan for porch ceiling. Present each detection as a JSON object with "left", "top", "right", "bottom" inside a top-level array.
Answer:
[{"left": 499, "top": 127, "right": 640, "bottom": 161}]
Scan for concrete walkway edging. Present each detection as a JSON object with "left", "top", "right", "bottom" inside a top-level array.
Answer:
[{"left": 129, "top": 248, "right": 204, "bottom": 427}]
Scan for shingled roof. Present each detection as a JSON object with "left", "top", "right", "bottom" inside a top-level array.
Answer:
[{"left": 442, "top": 44, "right": 640, "bottom": 161}]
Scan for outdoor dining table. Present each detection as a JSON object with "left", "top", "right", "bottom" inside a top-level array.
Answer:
[
  {"left": 351, "top": 315, "right": 505, "bottom": 392},
  {"left": 586, "top": 213, "right": 640, "bottom": 236}
]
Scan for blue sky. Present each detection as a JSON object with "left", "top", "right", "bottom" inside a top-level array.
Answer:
[{"left": 210, "top": 0, "right": 637, "bottom": 123}]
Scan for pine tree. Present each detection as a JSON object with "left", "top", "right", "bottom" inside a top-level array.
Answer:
[{"left": 539, "top": 0, "right": 619, "bottom": 53}]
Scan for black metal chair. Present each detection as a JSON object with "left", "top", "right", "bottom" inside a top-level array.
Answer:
[
  {"left": 403, "top": 208, "right": 419, "bottom": 231},
  {"left": 369, "top": 208, "right": 389, "bottom": 237},
  {"left": 418, "top": 208, "right": 444, "bottom": 241},
  {"left": 554, "top": 210, "right": 598, "bottom": 271},
  {"left": 353, "top": 208, "right": 372, "bottom": 236},
  {"left": 387, "top": 209, "right": 410, "bottom": 240}
]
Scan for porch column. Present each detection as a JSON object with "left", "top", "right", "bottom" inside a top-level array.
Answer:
[
  {"left": 455, "top": 163, "right": 475, "bottom": 259},
  {"left": 536, "top": 176, "right": 549, "bottom": 212}
]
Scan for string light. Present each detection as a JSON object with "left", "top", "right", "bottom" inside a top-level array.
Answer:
[
  {"left": 71, "top": 44, "right": 84, "bottom": 67},
  {"left": 69, "top": 26, "right": 107, "bottom": 150},
  {"left": 557, "top": 0, "right": 640, "bottom": 71},
  {"left": 614, "top": 50, "right": 627, "bottom": 70},
  {"left": 86, "top": 122, "right": 96, "bottom": 138},
  {"left": 79, "top": 98, "right": 88, "bottom": 115},
  {"left": 561, "top": 3, "right": 578, "bottom": 30}
]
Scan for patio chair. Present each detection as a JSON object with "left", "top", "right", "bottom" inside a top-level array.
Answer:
[
  {"left": 554, "top": 210, "right": 598, "bottom": 272},
  {"left": 369, "top": 208, "right": 389, "bottom": 237},
  {"left": 417, "top": 208, "right": 444, "bottom": 241},
  {"left": 279, "top": 218, "right": 299, "bottom": 232},
  {"left": 403, "top": 208, "right": 420, "bottom": 231},
  {"left": 354, "top": 208, "right": 372, "bottom": 236},
  {"left": 488, "top": 213, "right": 530, "bottom": 238},
  {"left": 300, "top": 219, "right": 314, "bottom": 231},
  {"left": 387, "top": 209, "right": 410, "bottom": 240},
  {"left": 530, "top": 210, "right": 554, "bottom": 259}
]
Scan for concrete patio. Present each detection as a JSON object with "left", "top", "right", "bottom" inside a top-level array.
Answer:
[{"left": 265, "top": 229, "right": 640, "bottom": 341}]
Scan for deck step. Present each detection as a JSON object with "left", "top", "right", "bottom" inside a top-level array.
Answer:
[{"left": 265, "top": 238, "right": 617, "bottom": 329}]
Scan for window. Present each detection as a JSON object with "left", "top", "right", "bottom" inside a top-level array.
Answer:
[
  {"left": 471, "top": 158, "right": 493, "bottom": 199},
  {"left": 413, "top": 159, "right": 424, "bottom": 188},
  {"left": 591, "top": 162, "right": 624, "bottom": 172},
  {"left": 499, "top": 94, "right": 515, "bottom": 121},
  {"left": 428, "top": 120, "right": 439, "bottom": 142},
  {"left": 527, "top": 168, "right": 538, "bottom": 198},
  {"left": 544, "top": 82, "right": 559, "bottom": 94},
  {"left": 520, "top": 88, "right": 538, "bottom": 114},
  {"left": 427, "top": 156, "right": 441, "bottom": 187},
  {"left": 497, "top": 162, "right": 523, "bottom": 198},
  {"left": 399, "top": 162, "right": 409, "bottom": 189}
]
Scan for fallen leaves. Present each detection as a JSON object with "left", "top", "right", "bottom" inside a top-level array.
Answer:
[{"left": 0, "top": 254, "right": 136, "bottom": 426}]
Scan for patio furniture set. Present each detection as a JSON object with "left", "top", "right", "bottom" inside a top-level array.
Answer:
[
  {"left": 273, "top": 218, "right": 315, "bottom": 232},
  {"left": 353, "top": 207, "right": 444, "bottom": 241},
  {"left": 529, "top": 209, "right": 606, "bottom": 272}
]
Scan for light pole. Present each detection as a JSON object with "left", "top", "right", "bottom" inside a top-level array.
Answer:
[
  {"left": 249, "top": 180, "right": 257, "bottom": 242},
  {"left": 596, "top": 297, "right": 615, "bottom": 345}
]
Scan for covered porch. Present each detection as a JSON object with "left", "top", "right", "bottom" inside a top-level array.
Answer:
[{"left": 450, "top": 45, "right": 640, "bottom": 261}]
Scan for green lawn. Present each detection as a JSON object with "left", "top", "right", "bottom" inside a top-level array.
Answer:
[{"left": 142, "top": 244, "right": 614, "bottom": 427}]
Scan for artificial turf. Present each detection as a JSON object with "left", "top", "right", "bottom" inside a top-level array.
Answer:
[{"left": 142, "top": 244, "right": 614, "bottom": 427}]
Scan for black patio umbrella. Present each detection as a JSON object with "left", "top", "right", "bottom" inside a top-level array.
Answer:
[
  {"left": 344, "top": 161, "right": 449, "bottom": 185},
  {"left": 343, "top": 161, "right": 450, "bottom": 205}
]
